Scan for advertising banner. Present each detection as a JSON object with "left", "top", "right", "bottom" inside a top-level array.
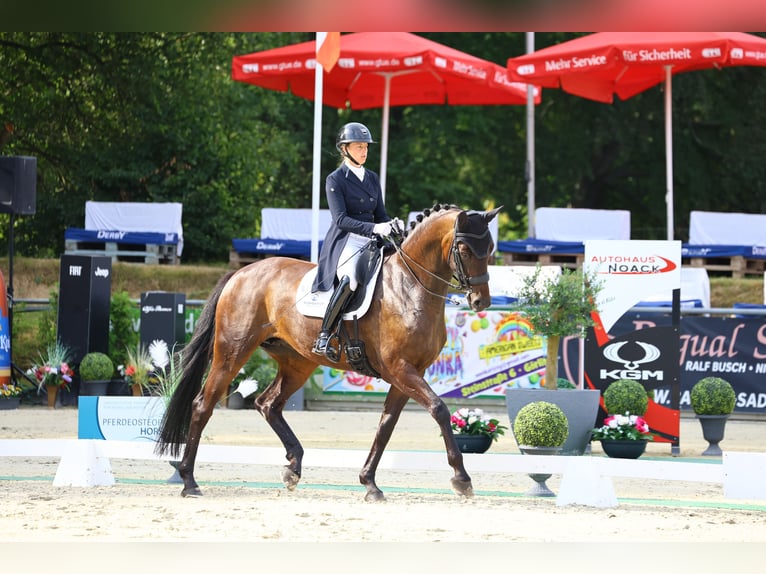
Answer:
[
  {"left": 560, "top": 314, "right": 766, "bottom": 414},
  {"left": 583, "top": 240, "right": 682, "bottom": 447},
  {"left": 78, "top": 396, "right": 165, "bottom": 441},
  {"left": 321, "top": 307, "right": 547, "bottom": 398}
]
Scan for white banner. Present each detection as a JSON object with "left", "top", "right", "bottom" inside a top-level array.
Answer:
[{"left": 584, "top": 240, "right": 682, "bottom": 333}]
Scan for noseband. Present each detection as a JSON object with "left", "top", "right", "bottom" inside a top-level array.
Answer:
[{"left": 451, "top": 217, "right": 491, "bottom": 292}]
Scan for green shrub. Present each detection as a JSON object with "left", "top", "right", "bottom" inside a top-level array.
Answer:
[
  {"left": 690, "top": 377, "right": 736, "bottom": 415},
  {"left": 603, "top": 379, "right": 648, "bottom": 416},
  {"left": 513, "top": 401, "right": 569, "bottom": 447},
  {"left": 556, "top": 378, "right": 576, "bottom": 390},
  {"left": 36, "top": 288, "right": 59, "bottom": 350},
  {"left": 79, "top": 352, "right": 115, "bottom": 381},
  {"left": 109, "top": 290, "right": 139, "bottom": 368}
]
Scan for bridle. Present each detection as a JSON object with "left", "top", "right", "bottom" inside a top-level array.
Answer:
[
  {"left": 392, "top": 213, "right": 492, "bottom": 303},
  {"left": 451, "top": 218, "right": 491, "bottom": 290}
]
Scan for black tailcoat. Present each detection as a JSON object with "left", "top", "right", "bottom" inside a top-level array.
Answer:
[{"left": 312, "top": 163, "right": 390, "bottom": 292}]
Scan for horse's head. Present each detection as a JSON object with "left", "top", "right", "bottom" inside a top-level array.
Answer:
[{"left": 451, "top": 206, "right": 502, "bottom": 312}]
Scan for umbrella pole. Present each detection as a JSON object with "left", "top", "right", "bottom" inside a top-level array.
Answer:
[
  {"left": 380, "top": 74, "right": 392, "bottom": 201},
  {"left": 526, "top": 32, "right": 536, "bottom": 239},
  {"left": 310, "top": 35, "right": 326, "bottom": 264},
  {"left": 664, "top": 65, "right": 674, "bottom": 242}
]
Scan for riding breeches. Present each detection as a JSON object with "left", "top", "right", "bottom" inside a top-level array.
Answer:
[{"left": 336, "top": 232, "right": 368, "bottom": 291}]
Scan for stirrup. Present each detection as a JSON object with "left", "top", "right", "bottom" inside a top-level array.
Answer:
[
  {"left": 312, "top": 331, "right": 330, "bottom": 355},
  {"left": 325, "top": 336, "right": 341, "bottom": 363}
]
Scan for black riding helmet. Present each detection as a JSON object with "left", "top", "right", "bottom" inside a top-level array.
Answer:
[{"left": 336, "top": 122, "right": 374, "bottom": 166}]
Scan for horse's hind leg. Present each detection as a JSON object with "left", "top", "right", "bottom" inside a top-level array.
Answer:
[
  {"left": 178, "top": 365, "right": 239, "bottom": 497},
  {"left": 254, "top": 348, "right": 317, "bottom": 491}
]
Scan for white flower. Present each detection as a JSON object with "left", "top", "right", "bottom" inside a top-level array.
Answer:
[
  {"left": 148, "top": 339, "right": 170, "bottom": 369},
  {"left": 614, "top": 414, "right": 630, "bottom": 426},
  {"left": 233, "top": 378, "right": 260, "bottom": 399}
]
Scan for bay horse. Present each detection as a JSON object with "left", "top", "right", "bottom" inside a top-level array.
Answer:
[{"left": 155, "top": 203, "right": 501, "bottom": 501}]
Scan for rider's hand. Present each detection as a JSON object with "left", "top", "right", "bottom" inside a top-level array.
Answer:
[
  {"left": 372, "top": 222, "right": 392, "bottom": 237},
  {"left": 391, "top": 217, "right": 404, "bottom": 234}
]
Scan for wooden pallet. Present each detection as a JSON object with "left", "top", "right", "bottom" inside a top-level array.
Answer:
[
  {"left": 229, "top": 249, "right": 263, "bottom": 268},
  {"left": 65, "top": 239, "right": 179, "bottom": 265},
  {"left": 682, "top": 255, "right": 765, "bottom": 279},
  {"left": 228, "top": 249, "right": 310, "bottom": 268},
  {"left": 497, "top": 251, "right": 584, "bottom": 269}
]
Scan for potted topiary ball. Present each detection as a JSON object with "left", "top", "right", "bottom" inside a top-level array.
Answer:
[
  {"left": 79, "top": 352, "right": 115, "bottom": 396},
  {"left": 603, "top": 379, "right": 649, "bottom": 416},
  {"left": 513, "top": 401, "right": 569, "bottom": 497},
  {"left": 505, "top": 265, "right": 603, "bottom": 457},
  {"left": 690, "top": 376, "right": 736, "bottom": 456},
  {"left": 514, "top": 401, "right": 569, "bottom": 449}
]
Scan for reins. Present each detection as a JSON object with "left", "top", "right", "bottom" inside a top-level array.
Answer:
[
  {"left": 391, "top": 241, "right": 463, "bottom": 305},
  {"left": 389, "top": 214, "right": 491, "bottom": 305}
]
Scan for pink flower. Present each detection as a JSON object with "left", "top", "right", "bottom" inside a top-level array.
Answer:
[{"left": 634, "top": 416, "right": 650, "bottom": 433}]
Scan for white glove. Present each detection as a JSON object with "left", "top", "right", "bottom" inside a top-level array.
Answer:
[
  {"left": 372, "top": 222, "right": 392, "bottom": 237},
  {"left": 391, "top": 217, "right": 404, "bottom": 233}
]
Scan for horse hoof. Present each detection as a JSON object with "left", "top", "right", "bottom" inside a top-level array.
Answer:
[
  {"left": 181, "top": 487, "right": 203, "bottom": 498},
  {"left": 364, "top": 490, "right": 386, "bottom": 503},
  {"left": 282, "top": 467, "right": 301, "bottom": 491},
  {"left": 451, "top": 478, "right": 474, "bottom": 498}
]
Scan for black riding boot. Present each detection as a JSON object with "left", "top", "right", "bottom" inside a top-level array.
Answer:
[{"left": 312, "top": 276, "right": 353, "bottom": 360}]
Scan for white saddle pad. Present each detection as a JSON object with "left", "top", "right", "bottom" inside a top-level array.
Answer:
[{"left": 295, "top": 266, "right": 381, "bottom": 319}]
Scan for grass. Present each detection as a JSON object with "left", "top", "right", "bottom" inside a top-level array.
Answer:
[{"left": 1, "top": 257, "right": 229, "bottom": 301}]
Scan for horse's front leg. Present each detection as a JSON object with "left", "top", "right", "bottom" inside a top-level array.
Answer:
[
  {"left": 439, "top": 408, "right": 474, "bottom": 498},
  {"left": 359, "top": 388, "right": 410, "bottom": 502},
  {"left": 392, "top": 368, "right": 474, "bottom": 498}
]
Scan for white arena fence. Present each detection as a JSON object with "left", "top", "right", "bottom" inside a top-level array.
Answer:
[{"left": 1, "top": 438, "right": 764, "bottom": 508}]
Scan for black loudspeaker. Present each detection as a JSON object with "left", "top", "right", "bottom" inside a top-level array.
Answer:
[
  {"left": 57, "top": 255, "right": 112, "bottom": 364},
  {"left": 140, "top": 291, "right": 186, "bottom": 354},
  {"left": 0, "top": 156, "right": 37, "bottom": 215}
]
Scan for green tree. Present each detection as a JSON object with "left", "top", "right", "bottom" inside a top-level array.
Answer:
[{"left": 2, "top": 32, "right": 765, "bottom": 261}]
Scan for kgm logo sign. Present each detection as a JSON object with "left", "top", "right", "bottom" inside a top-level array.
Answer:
[{"left": 600, "top": 340, "right": 664, "bottom": 382}]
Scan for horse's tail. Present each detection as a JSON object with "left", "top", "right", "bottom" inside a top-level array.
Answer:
[{"left": 154, "top": 270, "right": 237, "bottom": 458}]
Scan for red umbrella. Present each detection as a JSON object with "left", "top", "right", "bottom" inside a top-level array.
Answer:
[
  {"left": 233, "top": 32, "right": 539, "bottom": 195},
  {"left": 507, "top": 32, "right": 766, "bottom": 240}
]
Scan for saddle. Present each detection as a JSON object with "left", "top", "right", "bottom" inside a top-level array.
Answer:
[
  {"left": 296, "top": 240, "right": 384, "bottom": 377},
  {"left": 296, "top": 239, "right": 384, "bottom": 320}
]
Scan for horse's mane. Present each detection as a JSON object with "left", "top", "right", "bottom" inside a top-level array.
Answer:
[{"left": 401, "top": 203, "right": 460, "bottom": 242}]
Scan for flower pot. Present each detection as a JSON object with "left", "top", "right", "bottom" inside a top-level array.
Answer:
[
  {"left": 506, "top": 388, "right": 600, "bottom": 456},
  {"left": 46, "top": 385, "right": 58, "bottom": 408},
  {"left": 131, "top": 384, "right": 144, "bottom": 397},
  {"left": 518, "top": 445, "right": 561, "bottom": 497},
  {"left": 697, "top": 414, "right": 729, "bottom": 456},
  {"left": 107, "top": 378, "right": 131, "bottom": 396},
  {"left": 227, "top": 391, "right": 244, "bottom": 410},
  {"left": 80, "top": 380, "right": 110, "bottom": 396},
  {"left": 600, "top": 439, "right": 647, "bottom": 459},
  {"left": 453, "top": 434, "right": 493, "bottom": 454},
  {"left": 0, "top": 397, "right": 21, "bottom": 410}
]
